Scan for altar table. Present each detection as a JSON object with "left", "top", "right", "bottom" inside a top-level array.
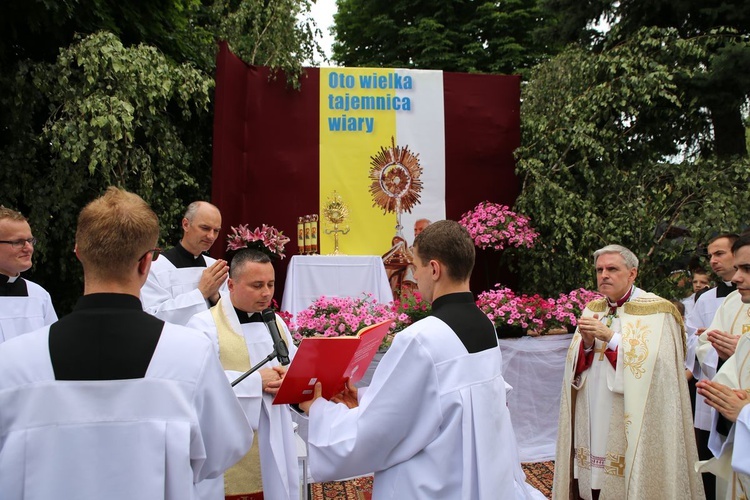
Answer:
[{"left": 281, "top": 255, "right": 393, "bottom": 318}]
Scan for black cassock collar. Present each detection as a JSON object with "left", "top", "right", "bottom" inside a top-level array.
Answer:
[
  {"left": 161, "top": 242, "right": 208, "bottom": 269},
  {"left": 0, "top": 274, "right": 28, "bottom": 297}
]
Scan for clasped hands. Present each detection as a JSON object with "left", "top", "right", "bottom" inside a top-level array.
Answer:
[
  {"left": 697, "top": 379, "right": 749, "bottom": 423},
  {"left": 578, "top": 314, "right": 614, "bottom": 350},
  {"left": 298, "top": 379, "right": 359, "bottom": 415},
  {"left": 260, "top": 366, "right": 288, "bottom": 395},
  {"left": 704, "top": 329, "right": 739, "bottom": 360}
]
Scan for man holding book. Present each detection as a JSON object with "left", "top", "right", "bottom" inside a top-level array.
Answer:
[
  {"left": 299, "top": 220, "right": 542, "bottom": 499},
  {"left": 187, "top": 249, "right": 299, "bottom": 500}
]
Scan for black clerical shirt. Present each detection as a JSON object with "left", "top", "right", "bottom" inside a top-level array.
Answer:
[
  {"left": 162, "top": 242, "right": 207, "bottom": 268},
  {"left": 431, "top": 292, "right": 497, "bottom": 353},
  {"left": 49, "top": 293, "right": 164, "bottom": 381},
  {"left": 0, "top": 274, "right": 28, "bottom": 297}
]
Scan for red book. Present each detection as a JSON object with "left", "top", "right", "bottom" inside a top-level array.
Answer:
[{"left": 272, "top": 319, "right": 392, "bottom": 405}]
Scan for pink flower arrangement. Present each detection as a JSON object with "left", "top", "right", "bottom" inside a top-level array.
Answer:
[
  {"left": 226, "top": 224, "right": 291, "bottom": 260},
  {"left": 477, "top": 285, "right": 602, "bottom": 335},
  {"left": 476, "top": 286, "right": 550, "bottom": 332},
  {"left": 544, "top": 288, "right": 603, "bottom": 331},
  {"left": 385, "top": 291, "right": 432, "bottom": 347},
  {"left": 459, "top": 201, "right": 538, "bottom": 251},
  {"left": 289, "top": 294, "right": 394, "bottom": 344}
]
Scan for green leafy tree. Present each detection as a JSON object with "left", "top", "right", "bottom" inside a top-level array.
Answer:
[
  {"left": 0, "top": 1, "right": 322, "bottom": 313},
  {"left": 514, "top": 28, "right": 750, "bottom": 297},
  {"left": 539, "top": 0, "right": 750, "bottom": 158},
  {"left": 1, "top": 32, "right": 213, "bottom": 312},
  {"left": 332, "top": 0, "right": 555, "bottom": 74}
]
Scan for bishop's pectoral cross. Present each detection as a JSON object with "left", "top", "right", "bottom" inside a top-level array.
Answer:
[{"left": 595, "top": 342, "right": 609, "bottom": 361}]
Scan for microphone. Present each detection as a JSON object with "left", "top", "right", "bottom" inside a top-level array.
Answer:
[{"left": 261, "top": 307, "right": 290, "bottom": 366}]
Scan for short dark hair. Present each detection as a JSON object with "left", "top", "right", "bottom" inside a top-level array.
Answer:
[
  {"left": 413, "top": 220, "right": 475, "bottom": 282},
  {"left": 229, "top": 248, "right": 271, "bottom": 278},
  {"left": 708, "top": 233, "right": 739, "bottom": 247},
  {"left": 731, "top": 233, "right": 750, "bottom": 254}
]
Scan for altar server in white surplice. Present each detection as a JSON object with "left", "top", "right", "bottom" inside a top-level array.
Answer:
[
  {"left": 299, "top": 220, "right": 544, "bottom": 500},
  {"left": 0, "top": 206, "right": 57, "bottom": 343},
  {"left": 0, "top": 187, "right": 251, "bottom": 500},
  {"left": 188, "top": 248, "right": 299, "bottom": 500},
  {"left": 697, "top": 233, "right": 750, "bottom": 499},
  {"left": 553, "top": 244, "right": 704, "bottom": 500},
  {"left": 141, "top": 201, "right": 229, "bottom": 325}
]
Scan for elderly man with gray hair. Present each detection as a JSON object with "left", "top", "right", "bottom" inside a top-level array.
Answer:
[{"left": 553, "top": 244, "right": 705, "bottom": 500}]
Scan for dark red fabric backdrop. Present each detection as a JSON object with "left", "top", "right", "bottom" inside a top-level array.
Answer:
[{"left": 211, "top": 43, "right": 521, "bottom": 302}]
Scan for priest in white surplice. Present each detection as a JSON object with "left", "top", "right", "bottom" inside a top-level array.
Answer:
[
  {"left": 299, "top": 220, "right": 544, "bottom": 500},
  {"left": 0, "top": 206, "right": 57, "bottom": 343},
  {"left": 688, "top": 233, "right": 740, "bottom": 500},
  {"left": 696, "top": 233, "right": 750, "bottom": 499},
  {"left": 141, "top": 201, "right": 229, "bottom": 325},
  {"left": 0, "top": 187, "right": 251, "bottom": 500},
  {"left": 553, "top": 244, "right": 704, "bottom": 500},
  {"left": 188, "top": 248, "right": 299, "bottom": 500}
]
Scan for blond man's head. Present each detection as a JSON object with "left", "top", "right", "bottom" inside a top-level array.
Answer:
[{"left": 76, "top": 187, "right": 159, "bottom": 281}]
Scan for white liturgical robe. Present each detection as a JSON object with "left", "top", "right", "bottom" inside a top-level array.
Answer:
[
  {"left": 188, "top": 298, "right": 300, "bottom": 500},
  {"left": 0, "top": 277, "right": 57, "bottom": 343},
  {"left": 0, "top": 323, "right": 252, "bottom": 500},
  {"left": 700, "top": 334, "right": 750, "bottom": 499},
  {"left": 141, "top": 253, "right": 228, "bottom": 325},
  {"left": 307, "top": 314, "right": 542, "bottom": 500}
]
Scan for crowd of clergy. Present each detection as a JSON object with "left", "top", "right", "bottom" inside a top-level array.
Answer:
[{"left": 0, "top": 190, "right": 748, "bottom": 500}]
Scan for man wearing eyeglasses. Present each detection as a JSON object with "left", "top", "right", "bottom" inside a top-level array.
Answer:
[
  {"left": 0, "top": 206, "right": 57, "bottom": 344},
  {"left": 141, "top": 201, "right": 229, "bottom": 325}
]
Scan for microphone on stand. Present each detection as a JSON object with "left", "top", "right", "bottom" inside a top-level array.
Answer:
[{"left": 261, "top": 307, "right": 290, "bottom": 366}]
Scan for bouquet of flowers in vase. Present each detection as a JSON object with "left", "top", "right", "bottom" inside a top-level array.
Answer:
[
  {"left": 385, "top": 291, "right": 432, "bottom": 348},
  {"left": 458, "top": 201, "right": 538, "bottom": 251},
  {"left": 476, "top": 285, "right": 552, "bottom": 337},
  {"left": 226, "top": 223, "right": 291, "bottom": 260},
  {"left": 290, "top": 294, "right": 393, "bottom": 345}
]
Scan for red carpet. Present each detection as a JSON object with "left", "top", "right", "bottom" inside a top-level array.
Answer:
[{"left": 311, "top": 462, "right": 554, "bottom": 499}]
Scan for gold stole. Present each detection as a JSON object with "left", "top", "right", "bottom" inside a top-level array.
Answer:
[{"left": 211, "top": 299, "right": 264, "bottom": 497}]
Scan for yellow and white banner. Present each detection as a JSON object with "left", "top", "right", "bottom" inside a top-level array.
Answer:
[{"left": 319, "top": 68, "right": 446, "bottom": 255}]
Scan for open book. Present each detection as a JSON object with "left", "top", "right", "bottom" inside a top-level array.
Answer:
[{"left": 272, "top": 319, "right": 392, "bottom": 405}]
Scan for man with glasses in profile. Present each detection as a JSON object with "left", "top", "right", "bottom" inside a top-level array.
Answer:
[{"left": 0, "top": 206, "right": 57, "bottom": 344}]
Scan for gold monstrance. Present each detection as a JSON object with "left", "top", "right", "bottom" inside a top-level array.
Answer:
[
  {"left": 368, "top": 137, "right": 423, "bottom": 238},
  {"left": 323, "top": 191, "right": 350, "bottom": 255}
]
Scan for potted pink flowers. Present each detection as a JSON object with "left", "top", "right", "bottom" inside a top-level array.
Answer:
[
  {"left": 289, "top": 294, "right": 394, "bottom": 346},
  {"left": 458, "top": 201, "right": 538, "bottom": 251}
]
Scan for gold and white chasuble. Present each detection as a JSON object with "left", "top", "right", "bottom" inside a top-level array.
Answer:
[{"left": 553, "top": 292, "right": 705, "bottom": 499}]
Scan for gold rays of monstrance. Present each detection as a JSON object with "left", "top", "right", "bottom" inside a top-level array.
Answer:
[{"left": 368, "top": 137, "right": 423, "bottom": 238}]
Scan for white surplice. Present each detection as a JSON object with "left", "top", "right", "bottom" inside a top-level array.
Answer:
[
  {"left": 0, "top": 278, "right": 57, "bottom": 343},
  {"left": 141, "top": 255, "right": 228, "bottom": 325},
  {"left": 700, "top": 334, "right": 750, "bottom": 499},
  {"left": 188, "top": 299, "right": 300, "bottom": 500},
  {"left": 686, "top": 287, "right": 736, "bottom": 431},
  {"left": 306, "top": 315, "right": 542, "bottom": 500},
  {"left": 0, "top": 323, "right": 252, "bottom": 500}
]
